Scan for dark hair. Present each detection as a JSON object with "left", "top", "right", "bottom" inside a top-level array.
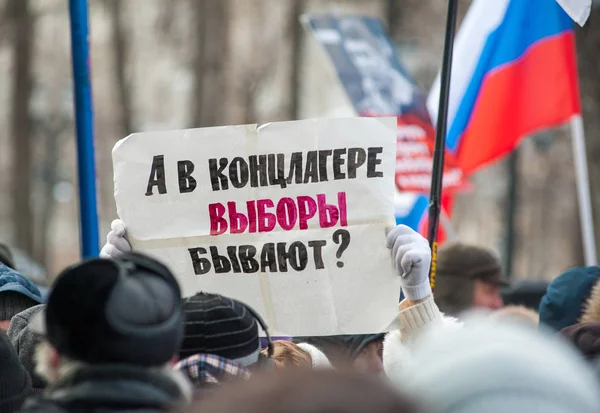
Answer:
[{"left": 182, "top": 370, "right": 424, "bottom": 413}]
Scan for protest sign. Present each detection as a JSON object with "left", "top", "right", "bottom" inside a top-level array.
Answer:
[
  {"left": 303, "top": 15, "right": 466, "bottom": 195},
  {"left": 112, "top": 117, "right": 401, "bottom": 336}
]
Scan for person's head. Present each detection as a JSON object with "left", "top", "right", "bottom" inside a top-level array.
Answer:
[
  {"left": 0, "top": 263, "right": 43, "bottom": 330},
  {"left": 352, "top": 336, "right": 384, "bottom": 374},
  {"left": 434, "top": 242, "right": 507, "bottom": 316},
  {"left": 539, "top": 266, "right": 600, "bottom": 331},
  {"left": 30, "top": 253, "right": 184, "bottom": 384},
  {"left": 392, "top": 317, "right": 600, "bottom": 413},
  {"left": 180, "top": 292, "right": 264, "bottom": 368},
  {"left": 501, "top": 280, "right": 548, "bottom": 310},
  {"left": 262, "top": 341, "right": 312, "bottom": 370},
  {"left": 0, "top": 329, "right": 31, "bottom": 413},
  {"left": 489, "top": 305, "right": 539, "bottom": 327},
  {"left": 295, "top": 334, "right": 385, "bottom": 374},
  {"left": 186, "top": 370, "right": 425, "bottom": 413}
]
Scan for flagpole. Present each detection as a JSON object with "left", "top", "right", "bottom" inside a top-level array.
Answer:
[
  {"left": 428, "top": 0, "right": 459, "bottom": 289},
  {"left": 69, "top": 0, "right": 100, "bottom": 258},
  {"left": 570, "top": 114, "right": 597, "bottom": 266}
]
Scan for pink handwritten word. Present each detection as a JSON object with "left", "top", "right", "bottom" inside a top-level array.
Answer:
[{"left": 209, "top": 192, "right": 348, "bottom": 235}]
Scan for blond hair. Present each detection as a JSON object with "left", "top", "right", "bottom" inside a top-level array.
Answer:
[
  {"left": 490, "top": 305, "right": 539, "bottom": 327},
  {"left": 261, "top": 340, "right": 312, "bottom": 370}
]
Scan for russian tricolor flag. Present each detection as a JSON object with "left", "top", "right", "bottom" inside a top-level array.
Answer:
[
  {"left": 555, "top": 0, "right": 591, "bottom": 26},
  {"left": 428, "top": 0, "right": 581, "bottom": 175},
  {"left": 395, "top": 193, "right": 453, "bottom": 242}
]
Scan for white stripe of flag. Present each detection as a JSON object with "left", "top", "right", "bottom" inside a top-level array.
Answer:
[{"left": 555, "top": 0, "right": 591, "bottom": 26}]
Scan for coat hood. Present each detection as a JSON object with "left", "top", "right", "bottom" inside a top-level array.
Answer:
[
  {"left": 7, "top": 304, "right": 46, "bottom": 391},
  {"left": 560, "top": 322, "right": 600, "bottom": 360},
  {"left": 21, "top": 364, "right": 190, "bottom": 413}
]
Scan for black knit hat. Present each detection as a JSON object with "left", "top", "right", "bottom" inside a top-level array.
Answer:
[
  {"left": 30, "top": 253, "right": 184, "bottom": 366},
  {"left": 0, "top": 329, "right": 31, "bottom": 413},
  {"left": 180, "top": 292, "right": 260, "bottom": 366}
]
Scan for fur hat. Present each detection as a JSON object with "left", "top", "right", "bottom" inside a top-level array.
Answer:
[
  {"left": 30, "top": 254, "right": 183, "bottom": 366},
  {"left": 581, "top": 279, "right": 600, "bottom": 324},
  {"left": 393, "top": 317, "right": 600, "bottom": 413}
]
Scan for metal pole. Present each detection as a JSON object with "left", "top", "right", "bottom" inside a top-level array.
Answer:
[
  {"left": 427, "top": 0, "right": 459, "bottom": 290},
  {"left": 571, "top": 114, "right": 597, "bottom": 266},
  {"left": 69, "top": 0, "right": 99, "bottom": 258}
]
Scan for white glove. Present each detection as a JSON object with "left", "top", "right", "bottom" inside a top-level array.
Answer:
[
  {"left": 99, "top": 219, "right": 132, "bottom": 259},
  {"left": 386, "top": 225, "right": 432, "bottom": 301}
]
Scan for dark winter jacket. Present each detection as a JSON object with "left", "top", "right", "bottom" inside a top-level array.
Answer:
[{"left": 20, "top": 364, "right": 189, "bottom": 413}]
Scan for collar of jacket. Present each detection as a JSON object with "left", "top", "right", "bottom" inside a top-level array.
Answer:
[{"left": 38, "top": 364, "right": 184, "bottom": 410}]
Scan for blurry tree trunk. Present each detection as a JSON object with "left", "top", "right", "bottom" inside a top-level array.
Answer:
[
  {"left": 512, "top": 132, "right": 582, "bottom": 279},
  {"left": 190, "top": 0, "right": 229, "bottom": 127},
  {"left": 9, "top": 0, "right": 34, "bottom": 255},
  {"left": 385, "top": 0, "right": 403, "bottom": 41},
  {"left": 33, "top": 115, "right": 68, "bottom": 267},
  {"left": 108, "top": 0, "right": 133, "bottom": 135},
  {"left": 226, "top": 0, "right": 303, "bottom": 124},
  {"left": 289, "top": 0, "right": 304, "bottom": 120},
  {"left": 576, "top": 11, "right": 600, "bottom": 263}
]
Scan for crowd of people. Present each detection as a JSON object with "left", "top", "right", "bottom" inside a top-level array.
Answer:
[{"left": 0, "top": 222, "right": 599, "bottom": 413}]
